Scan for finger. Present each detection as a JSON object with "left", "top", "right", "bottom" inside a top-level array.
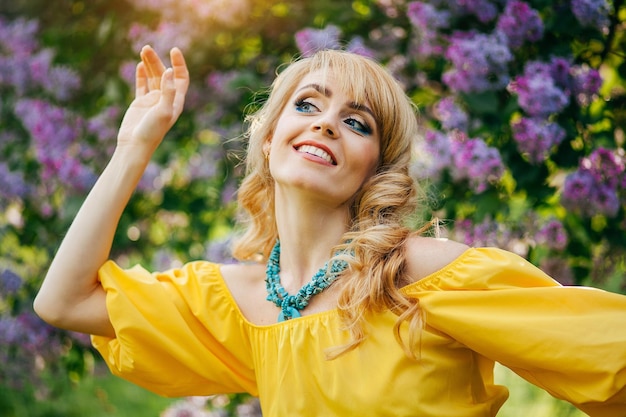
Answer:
[
  {"left": 158, "top": 68, "right": 176, "bottom": 118},
  {"left": 135, "top": 62, "right": 148, "bottom": 97},
  {"left": 170, "top": 47, "right": 190, "bottom": 114},
  {"left": 140, "top": 45, "right": 166, "bottom": 90},
  {"left": 170, "top": 47, "right": 189, "bottom": 81}
]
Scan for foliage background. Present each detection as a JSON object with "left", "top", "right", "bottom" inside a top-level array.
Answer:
[{"left": 0, "top": 0, "right": 624, "bottom": 415}]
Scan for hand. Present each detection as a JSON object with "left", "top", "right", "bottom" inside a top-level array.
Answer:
[{"left": 116, "top": 45, "right": 190, "bottom": 157}]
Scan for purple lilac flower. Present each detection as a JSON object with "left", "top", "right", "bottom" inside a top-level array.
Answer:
[
  {"left": 549, "top": 57, "right": 573, "bottom": 91},
  {"left": 451, "top": 218, "right": 475, "bottom": 246},
  {"left": 28, "top": 48, "right": 54, "bottom": 89},
  {"left": 406, "top": 2, "right": 450, "bottom": 57},
  {"left": 119, "top": 60, "right": 137, "bottom": 86},
  {"left": 221, "top": 179, "right": 238, "bottom": 205},
  {"left": 0, "top": 312, "right": 62, "bottom": 389},
  {"left": 45, "top": 66, "right": 81, "bottom": 101},
  {"left": 593, "top": 185, "right": 620, "bottom": 217},
  {"left": 151, "top": 249, "right": 182, "bottom": 271},
  {"left": 433, "top": 97, "right": 469, "bottom": 132},
  {"left": 570, "top": 64, "right": 603, "bottom": 106},
  {"left": 0, "top": 162, "right": 30, "bottom": 200},
  {"left": 581, "top": 147, "right": 625, "bottom": 189},
  {"left": 535, "top": 219, "right": 568, "bottom": 250},
  {"left": 452, "top": 217, "right": 515, "bottom": 248},
  {"left": 0, "top": 269, "right": 23, "bottom": 295},
  {"left": 561, "top": 168, "right": 621, "bottom": 217},
  {"left": 510, "top": 61, "right": 569, "bottom": 117},
  {"left": 510, "top": 117, "right": 566, "bottom": 164},
  {"left": 128, "top": 21, "right": 194, "bottom": 57},
  {"left": 295, "top": 25, "right": 342, "bottom": 57},
  {"left": 57, "top": 157, "right": 97, "bottom": 191},
  {"left": 137, "top": 161, "right": 163, "bottom": 192},
  {"left": 561, "top": 169, "right": 596, "bottom": 216},
  {"left": 87, "top": 105, "right": 122, "bottom": 143},
  {"left": 13, "top": 98, "right": 96, "bottom": 191},
  {"left": 0, "top": 316, "right": 20, "bottom": 346},
  {"left": 496, "top": 0, "right": 544, "bottom": 49},
  {"left": 450, "top": 134, "right": 505, "bottom": 193},
  {"left": 457, "top": 0, "right": 499, "bottom": 23},
  {"left": 571, "top": 0, "right": 612, "bottom": 31},
  {"left": 442, "top": 31, "right": 513, "bottom": 93},
  {"left": 14, "top": 99, "right": 78, "bottom": 174},
  {"left": 206, "top": 70, "right": 240, "bottom": 104},
  {"left": 205, "top": 236, "right": 237, "bottom": 264},
  {"left": 346, "top": 36, "right": 376, "bottom": 58},
  {"left": 407, "top": 2, "right": 450, "bottom": 31},
  {"left": 12, "top": 312, "right": 59, "bottom": 354},
  {"left": 186, "top": 146, "right": 222, "bottom": 181},
  {"left": 0, "top": 18, "right": 81, "bottom": 100},
  {"left": 411, "top": 129, "right": 454, "bottom": 180},
  {"left": 0, "top": 17, "right": 39, "bottom": 56}
]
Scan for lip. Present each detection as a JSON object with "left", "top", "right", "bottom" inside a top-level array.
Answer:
[{"left": 293, "top": 140, "right": 338, "bottom": 165}]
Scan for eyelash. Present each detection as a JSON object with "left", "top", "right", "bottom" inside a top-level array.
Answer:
[{"left": 294, "top": 98, "right": 372, "bottom": 135}]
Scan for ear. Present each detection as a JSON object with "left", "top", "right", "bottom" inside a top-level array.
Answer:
[{"left": 262, "top": 141, "right": 271, "bottom": 158}]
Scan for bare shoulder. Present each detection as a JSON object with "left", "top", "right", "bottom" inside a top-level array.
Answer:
[
  {"left": 404, "top": 235, "right": 469, "bottom": 283},
  {"left": 219, "top": 262, "right": 265, "bottom": 287}
]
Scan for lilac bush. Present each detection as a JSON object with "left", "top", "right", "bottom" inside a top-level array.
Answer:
[
  {"left": 1, "top": 0, "right": 625, "bottom": 414},
  {"left": 496, "top": 0, "right": 544, "bottom": 49},
  {"left": 510, "top": 117, "right": 566, "bottom": 164},
  {"left": 562, "top": 148, "right": 625, "bottom": 217},
  {"left": 571, "top": 0, "right": 613, "bottom": 30},
  {"left": 442, "top": 30, "right": 513, "bottom": 93},
  {"left": 510, "top": 61, "right": 570, "bottom": 117},
  {"left": 391, "top": 0, "right": 626, "bottom": 288}
]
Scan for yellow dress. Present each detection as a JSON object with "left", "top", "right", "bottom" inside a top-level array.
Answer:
[{"left": 91, "top": 247, "right": 626, "bottom": 416}]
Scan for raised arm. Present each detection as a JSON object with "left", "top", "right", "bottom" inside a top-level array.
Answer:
[{"left": 34, "top": 46, "right": 190, "bottom": 337}]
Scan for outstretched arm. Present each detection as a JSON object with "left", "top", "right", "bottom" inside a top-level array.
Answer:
[{"left": 34, "top": 46, "right": 190, "bottom": 337}]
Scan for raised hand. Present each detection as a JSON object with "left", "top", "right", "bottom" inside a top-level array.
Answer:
[
  {"left": 117, "top": 45, "right": 190, "bottom": 157},
  {"left": 34, "top": 46, "right": 190, "bottom": 336}
]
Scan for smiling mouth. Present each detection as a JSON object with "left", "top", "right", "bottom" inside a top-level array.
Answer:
[{"left": 296, "top": 144, "right": 336, "bottom": 165}]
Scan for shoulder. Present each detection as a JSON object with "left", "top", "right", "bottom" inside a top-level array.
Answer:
[
  {"left": 403, "top": 235, "right": 470, "bottom": 283},
  {"left": 219, "top": 262, "right": 266, "bottom": 288}
]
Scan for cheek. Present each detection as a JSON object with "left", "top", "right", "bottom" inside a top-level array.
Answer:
[{"left": 360, "top": 142, "right": 381, "bottom": 175}]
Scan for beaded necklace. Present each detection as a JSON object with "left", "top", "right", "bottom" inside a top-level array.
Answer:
[{"left": 265, "top": 240, "right": 348, "bottom": 322}]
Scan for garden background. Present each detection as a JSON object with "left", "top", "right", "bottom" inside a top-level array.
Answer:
[{"left": 0, "top": 0, "right": 624, "bottom": 416}]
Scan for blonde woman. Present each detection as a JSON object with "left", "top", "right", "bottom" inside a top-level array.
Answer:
[{"left": 35, "top": 46, "right": 626, "bottom": 416}]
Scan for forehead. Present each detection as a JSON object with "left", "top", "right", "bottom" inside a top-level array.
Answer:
[{"left": 293, "top": 70, "right": 372, "bottom": 108}]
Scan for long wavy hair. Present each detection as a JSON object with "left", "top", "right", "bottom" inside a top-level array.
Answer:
[{"left": 232, "top": 49, "right": 428, "bottom": 359}]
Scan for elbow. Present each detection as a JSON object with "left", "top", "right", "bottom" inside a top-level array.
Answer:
[{"left": 33, "top": 292, "right": 63, "bottom": 328}]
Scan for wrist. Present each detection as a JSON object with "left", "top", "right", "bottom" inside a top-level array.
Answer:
[{"left": 111, "top": 143, "right": 155, "bottom": 168}]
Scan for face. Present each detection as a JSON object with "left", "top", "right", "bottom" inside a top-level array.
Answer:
[{"left": 267, "top": 71, "right": 381, "bottom": 208}]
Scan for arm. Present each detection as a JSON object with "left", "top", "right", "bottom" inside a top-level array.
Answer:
[
  {"left": 404, "top": 247, "right": 626, "bottom": 415},
  {"left": 34, "top": 46, "right": 190, "bottom": 337}
]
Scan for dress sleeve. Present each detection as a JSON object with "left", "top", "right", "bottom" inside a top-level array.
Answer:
[
  {"left": 403, "top": 247, "right": 626, "bottom": 417},
  {"left": 90, "top": 260, "right": 257, "bottom": 397}
]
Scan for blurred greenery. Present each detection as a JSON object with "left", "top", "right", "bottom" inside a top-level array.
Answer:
[
  {"left": 0, "top": 366, "right": 176, "bottom": 417},
  {"left": 1, "top": 0, "right": 624, "bottom": 415}
]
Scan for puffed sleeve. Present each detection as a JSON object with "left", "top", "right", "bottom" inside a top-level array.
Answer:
[
  {"left": 403, "top": 247, "right": 626, "bottom": 417},
  {"left": 90, "top": 260, "right": 258, "bottom": 397}
]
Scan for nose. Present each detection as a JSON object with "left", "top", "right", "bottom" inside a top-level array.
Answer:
[{"left": 312, "top": 120, "right": 338, "bottom": 139}]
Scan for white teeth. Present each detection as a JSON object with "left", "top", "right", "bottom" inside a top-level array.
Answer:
[{"left": 297, "top": 145, "right": 334, "bottom": 164}]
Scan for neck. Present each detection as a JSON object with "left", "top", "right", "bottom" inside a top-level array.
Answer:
[{"left": 273, "top": 186, "right": 350, "bottom": 289}]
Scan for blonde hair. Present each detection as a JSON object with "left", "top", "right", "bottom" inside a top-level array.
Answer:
[{"left": 232, "top": 49, "right": 427, "bottom": 359}]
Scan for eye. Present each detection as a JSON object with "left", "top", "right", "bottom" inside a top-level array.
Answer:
[
  {"left": 295, "top": 98, "right": 318, "bottom": 113},
  {"left": 344, "top": 117, "right": 372, "bottom": 135}
]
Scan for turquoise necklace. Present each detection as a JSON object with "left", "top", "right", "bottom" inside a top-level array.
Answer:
[{"left": 265, "top": 240, "right": 348, "bottom": 322}]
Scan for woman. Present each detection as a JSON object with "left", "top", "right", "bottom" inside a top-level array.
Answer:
[{"left": 34, "top": 46, "right": 626, "bottom": 416}]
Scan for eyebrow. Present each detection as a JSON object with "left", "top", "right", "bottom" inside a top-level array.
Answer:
[{"left": 296, "top": 83, "right": 376, "bottom": 120}]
